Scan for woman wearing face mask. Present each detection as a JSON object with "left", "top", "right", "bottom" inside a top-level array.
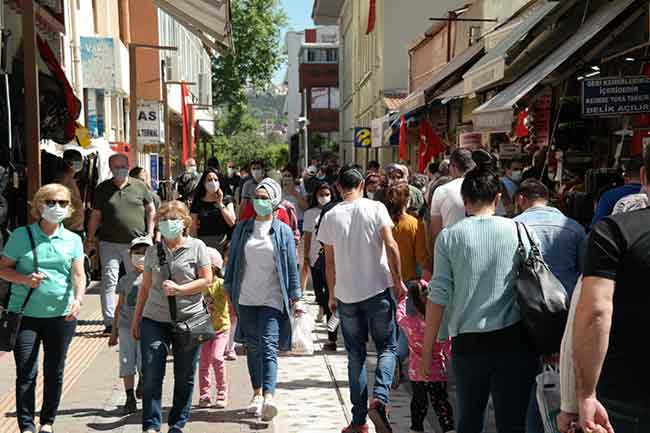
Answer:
[
  {"left": 224, "top": 178, "right": 303, "bottom": 421},
  {"left": 364, "top": 174, "right": 381, "bottom": 201},
  {"left": 0, "top": 184, "right": 86, "bottom": 433},
  {"left": 190, "top": 168, "right": 236, "bottom": 255},
  {"left": 280, "top": 164, "right": 309, "bottom": 233},
  {"left": 300, "top": 183, "right": 338, "bottom": 350},
  {"left": 131, "top": 201, "right": 212, "bottom": 433}
]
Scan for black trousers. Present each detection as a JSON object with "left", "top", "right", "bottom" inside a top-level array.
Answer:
[
  {"left": 311, "top": 265, "right": 337, "bottom": 342},
  {"left": 13, "top": 316, "right": 77, "bottom": 432},
  {"left": 410, "top": 381, "right": 455, "bottom": 432}
]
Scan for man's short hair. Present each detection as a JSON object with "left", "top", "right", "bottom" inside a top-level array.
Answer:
[
  {"left": 63, "top": 149, "right": 82, "bottom": 162},
  {"left": 338, "top": 164, "right": 364, "bottom": 190},
  {"left": 624, "top": 157, "right": 644, "bottom": 179},
  {"left": 249, "top": 159, "right": 265, "bottom": 169},
  {"left": 109, "top": 153, "right": 128, "bottom": 166},
  {"left": 517, "top": 179, "right": 549, "bottom": 202},
  {"left": 450, "top": 148, "right": 475, "bottom": 174}
]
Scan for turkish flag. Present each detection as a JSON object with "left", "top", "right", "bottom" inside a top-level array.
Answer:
[
  {"left": 399, "top": 115, "right": 407, "bottom": 161},
  {"left": 181, "top": 82, "right": 194, "bottom": 164},
  {"left": 417, "top": 119, "right": 444, "bottom": 172},
  {"left": 366, "top": 0, "right": 376, "bottom": 34}
]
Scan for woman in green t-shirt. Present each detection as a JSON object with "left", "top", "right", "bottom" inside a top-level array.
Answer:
[{"left": 0, "top": 183, "right": 86, "bottom": 433}]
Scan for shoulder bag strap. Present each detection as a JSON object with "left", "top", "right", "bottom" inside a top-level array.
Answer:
[
  {"left": 157, "top": 243, "right": 178, "bottom": 323},
  {"left": 515, "top": 222, "right": 527, "bottom": 260},
  {"left": 20, "top": 226, "right": 39, "bottom": 313},
  {"left": 520, "top": 223, "right": 542, "bottom": 258}
]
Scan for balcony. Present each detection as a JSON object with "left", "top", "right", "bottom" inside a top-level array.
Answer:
[{"left": 311, "top": 0, "right": 344, "bottom": 25}]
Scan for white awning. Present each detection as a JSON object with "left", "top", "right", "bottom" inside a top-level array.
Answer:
[
  {"left": 399, "top": 41, "right": 484, "bottom": 115},
  {"left": 473, "top": 0, "right": 638, "bottom": 132},
  {"left": 437, "top": 81, "right": 467, "bottom": 105},
  {"left": 463, "top": 1, "right": 559, "bottom": 94},
  {"left": 152, "top": 0, "right": 233, "bottom": 54}
]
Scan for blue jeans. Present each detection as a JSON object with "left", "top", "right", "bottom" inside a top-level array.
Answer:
[
  {"left": 238, "top": 305, "right": 283, "bottom": 395},
  {"left": 99, "top": 241, "right": 132, "bottom": 326},
  {"left": 338, "top": 289, "right": 398, "bottom": 425},
  {"left": 14, "top": 316, "right": 76, "bottom": 433},
  {"left": 453, "top": 349, "right": 538, "bottom": 433},
  {"left": 140, "top": 318, "right": 200, "bottom": 432}
]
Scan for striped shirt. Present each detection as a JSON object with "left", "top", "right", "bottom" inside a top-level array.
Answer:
[{"left": 429, "top": 216, "right": 535, "bottom": 338}]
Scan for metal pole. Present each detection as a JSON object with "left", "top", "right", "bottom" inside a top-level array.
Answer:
[
  {"left": 129, "top": 44, "right": 138, "bottom": 164},
  {"left": 23, "top": 0, "right": 41, "bottom": 205},
  {"left": 303, "top": 88, "right": 309, "bottom": 168},
  {"left": 161, "top": 60, "right": 171, "bottom": 179}
]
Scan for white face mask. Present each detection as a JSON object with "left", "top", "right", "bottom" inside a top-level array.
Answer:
[
  {"left": 227, "top": 168, "right": 235, "bottom": 177},
  {"left": 71, "top": 161, "right": 83, "bottom": 173},
  {"left": 41, "top": 204, "right": 69, "bottom": 224},
  {"left": 318, "top": 195, "right": 332, "bottom": 207},
  {"left": 510, "top": 171, "right": 523, "bottom": 182},
  {"left": 367, "top": 191, "right": 375, "bottom": 200},
  {"left": 252, "top": 169, "right": 263, "bottom": 180},
  {"left": 131, "top": 254, "right": 145, "bottom": 269},
  {"left": 205, "top": 180, "right": 220, "bottom": 193}
]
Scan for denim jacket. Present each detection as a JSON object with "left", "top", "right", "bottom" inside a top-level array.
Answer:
[
  {"left": 224, "top": 218, "right": 301, "bottom": 351},
  {"left": 514, "top": 206, "right": 586, "bottom": 297}
]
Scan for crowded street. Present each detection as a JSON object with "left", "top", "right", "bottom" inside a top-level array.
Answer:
[{"left": 1, "top": 1, "right": 650, "bottom": 433}]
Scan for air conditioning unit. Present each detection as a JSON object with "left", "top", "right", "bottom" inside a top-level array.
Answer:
[
  {"left": 164, "top": 55, "right": 180, "bottom": 82},
  {"left": 198, "top": 72, "right": 211, "bottom": 105}
]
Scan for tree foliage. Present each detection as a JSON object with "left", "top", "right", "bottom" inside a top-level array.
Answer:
[{"left": 212, "top": 0, "right": 287, "bottom": 125}]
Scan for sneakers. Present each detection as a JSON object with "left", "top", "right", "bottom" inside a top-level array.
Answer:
[
  {"left": 368, "top": 399, "right": 393, "bottom": 433},
  {"left": 261, "top": 394, "right": 278, "bottom": 421},
  {"left": 215, "top": 390, "right": 228, "bottom": 409},
  {"left": 225, "top": 350, "right": 237, "bottom": 361},
  {"left": 246, "top": 394, "right": 264, "bottom": 416},
  {"left": 198, "top": 397, "right": 212, "bottom": 408},
  {"left": 341, "top": 423, "right": 369, "bottom": 433},
  {"left": 123, "top": 396, "right": 138, "bottom": 415}
]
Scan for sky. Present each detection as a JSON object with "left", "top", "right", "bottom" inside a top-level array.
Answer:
[{"left": 274, "top": 0, "right": 315, "bottom": 84}]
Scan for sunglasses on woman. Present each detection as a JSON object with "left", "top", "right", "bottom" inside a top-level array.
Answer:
[{"left": 45, "top": 200, "right": 70, "bottom": 208}]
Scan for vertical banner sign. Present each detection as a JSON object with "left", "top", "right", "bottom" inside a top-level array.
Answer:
[
  {"left": 150, "top": 153, "right": 159, "bottom": 191},
  {"left": 137, "top": 101, "right": 164, "bottom": 150},
  {"left": 354, "top": 127, "right": 372, "bottom": 148},
  {"left": 181, "top": 82, "right": 192, "bottom": 164}
]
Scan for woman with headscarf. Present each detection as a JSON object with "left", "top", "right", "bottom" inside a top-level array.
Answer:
[{"left": 224, "top": 178, "right": 303, "bottom": 421}]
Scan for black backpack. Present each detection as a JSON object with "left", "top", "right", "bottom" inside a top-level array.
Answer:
[{"left": 312, "top": 200, "right": 340, "bottom": 271}]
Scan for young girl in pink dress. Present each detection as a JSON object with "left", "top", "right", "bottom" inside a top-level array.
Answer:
[{"left": 397, "top": 280, "right": 455, "bottom": 433}]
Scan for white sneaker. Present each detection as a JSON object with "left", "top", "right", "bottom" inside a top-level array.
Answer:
[
  {"left": 246, "top": 394, "right": 264, "bottom": 416},
  {"left": 261, "top": 395, "right": 278, "bottom": 421}
]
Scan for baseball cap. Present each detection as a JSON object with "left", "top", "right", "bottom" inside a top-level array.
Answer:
[
  {"left": 206, "top": 247, "right": 224, "bottom": 270},
  {"left": 130, "top": 236, "right": 153, "bottom": 250}
]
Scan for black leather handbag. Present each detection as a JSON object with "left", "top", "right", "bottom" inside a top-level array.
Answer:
[
  {"left": 515, "top": 222, "right": 569, "bottom": 355},
  {"left": 0, "top": 226, "right": 38, "bottom": 352},
  {"left": 157, "top": 243, "right": 215, "bottom": 352}
]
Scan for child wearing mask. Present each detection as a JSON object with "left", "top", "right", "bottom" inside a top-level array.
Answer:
[
  {"left": 108, "top": 236, "right": 153, "bottom": 414},
  {"left": 198, "top": 247, "right": 231, "bottom": 408},
  {"left": 397, "top": 281, "right": 455, "bottom": 433}
]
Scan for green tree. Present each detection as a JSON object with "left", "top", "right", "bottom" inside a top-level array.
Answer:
[{"left": 212, "top": 0, "right": 287, "bottom": 133}]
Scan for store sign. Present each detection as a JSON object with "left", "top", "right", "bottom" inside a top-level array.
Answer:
[
  {"left": 472, "top": 108, "right": 513, "bottom": 132},
  {"left": 150, "top": 153, "right": 159, "bottom": 190},
  {"left": 81, "top": 36, "right": 128, "bottom": 93},
  {"left": 137, "top": 102, "right": 164, "bottom": 147},
  {"left": 582, "top": 76, "right": 650, "bottom": 117},
  {"left": 499, "top": 142, "right": 522, "bottom": 158},
  {"left": 458, "top": 132, "right": 482, "bottom": 149},
  {"left": 316, "top": 28, "right": 339, "bottom": 43},
  {"left": 354, "top": 127, "right": 372, "bottom": 148}
]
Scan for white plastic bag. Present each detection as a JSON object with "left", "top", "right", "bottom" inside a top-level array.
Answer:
[
  {"left": 536, "top": 365, "right": 561, "bottom": 433},
  {"left": 291, "top": 311, "right": 315, "bottom": 355}
]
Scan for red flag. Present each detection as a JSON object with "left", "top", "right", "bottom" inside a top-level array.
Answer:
[
  {"left": 366, "top": 0, "right": 376, "bottom": 34},
  {"left": 399, "top": 115, "right": 407, "bottom": 160},
  {"left": 181, "top": 82, "right": 192, "bottom": 164},
  {"left": 417, "top": 119, "right": 444, "bottom": 173}
]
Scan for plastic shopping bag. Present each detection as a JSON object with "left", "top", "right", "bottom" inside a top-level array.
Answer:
[
  {"left": 291, "top": 311, "right": 315, "bottom": 356},
  {"left": 536, "top": 365, "right": 561, "bottom": 433}
]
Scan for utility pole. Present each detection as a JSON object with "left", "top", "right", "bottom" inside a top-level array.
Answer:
[{"left": 23, "top": 0, "right": 41, "bottom": 205}]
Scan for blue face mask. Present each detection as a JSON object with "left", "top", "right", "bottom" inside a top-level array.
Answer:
[
  {"left": 159, "top": 219, "right": 184, "bottom": 240},
  {"left": 252, "top": 198, "right": 274, "bottom": 217}
]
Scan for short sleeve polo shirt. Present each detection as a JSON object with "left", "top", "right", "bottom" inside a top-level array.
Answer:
[
  {"left": 4, "top": 224, "right": 83, "bottom": 318},
  {"left": 93, "top": 178, "right": 153, "bottom": 243}
]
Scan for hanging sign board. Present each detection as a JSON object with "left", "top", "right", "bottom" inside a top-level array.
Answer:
[
  {"left": 582, "top": 76, "right": 650, "bottom": 117},
  {"left": 354, "top": 127, "right": 372, "bottom": 148},
  {"left": 137, "top": 102, "right": 164, "bottom": 148},
  {"left": 150, "top": 153, "right": 159, "bottom": 190},
  {"left": 458, "top": 132, "right": 482, "bottom": 149}
]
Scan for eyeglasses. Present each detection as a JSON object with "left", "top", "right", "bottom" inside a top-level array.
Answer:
[{"left": 45, "top": 200, "right": 70, "bottom": 207}]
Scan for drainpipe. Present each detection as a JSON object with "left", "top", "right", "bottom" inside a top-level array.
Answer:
[{"left": 69, "top": 0, "right": 83, "bottom": 101}]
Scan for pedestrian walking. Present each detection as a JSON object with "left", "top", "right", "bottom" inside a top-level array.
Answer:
[
  {"left": 224, "top": 178, "right": 303, "bottom": 422},
  {"left": 590, "top": 156, "right": 644, "bottom": 225},
  {"left": 175, "top": 158, "right": 200, "bottom": 206},
  {"left": 131, "top": 200, "right": 212, "bottom": 433},
  {"left": 318, "top": 165, "right": 406, "bottom": 433},
  {"left": 570, "top": 150, "right": 650, "bottom": 433},
  {"left": 190, "top": 168, "right": 236, "bottom": 255},
  {"left": 0, "top": 184, "right": 86, "bottom": 433},
  {"left": 422, "top": 151, "right": 539, "bottom": 433},
  {"left": 130, "top": 167, "right": 162, "bottom": 210},
  {"left": 86, "top": 153, "right": 155, "bottom": 334},
  {"left": 301, "top": 182, "right": 338, "bottom": 350},
  {"left": 198, "top": 248, "right": 231, "bottom": 409},
  {"left": 108, "top": 236, "right": 152, "bottom": 414},
  {"left": 280, "top": 164, "right": 309, "bottom": 233},
  {"left": 398, "top": 281, "right": 454, "bottom": 433},
  {"left": 56, "top": 149, "right": 85, "bottom": 237},
  {"left": 238, "top": 159, "right": 266, "bottom": 218}
]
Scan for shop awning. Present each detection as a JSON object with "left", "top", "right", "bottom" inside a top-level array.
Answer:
[
  {"left": 152, "top": 0, "right": 233, "bottom": 54},
  {"left": 463, "top": 1, "right": 559, "bottom": 94},
  {"left": 437, "top": 81, "right": 468, "bottom": 105},
  {"left": 473, "top": 0, "right": 638, "bottom": 132},
  {"left": 399, "top": 41, "right": 484, "bottom": 115}
]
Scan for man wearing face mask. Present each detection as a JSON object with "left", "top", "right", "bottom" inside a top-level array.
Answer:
[
  {"left": 239, "top": 159, "right": 266, "bottom": 219},
  {"left": 500, "top": 158, "right": 524, "bottom": 215},
  {"left": 175, "top": 158, "right": 200, "bottom": 205},
  {"left": 86, "top": 153, "right": 155, "bottom": 334},
  {"left": 56, "top": 149, "right": 86, "bottom": 236}
]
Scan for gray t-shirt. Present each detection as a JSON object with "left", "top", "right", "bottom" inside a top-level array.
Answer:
[
  {"left": 117, "top": 272, "right": 142, "bottom": 329},
  {"left": 142, "top": 237, "right": 211, "bottom": 323}
]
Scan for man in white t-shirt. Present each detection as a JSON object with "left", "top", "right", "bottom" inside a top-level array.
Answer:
[
  {"left": 430, "top": 148, "right": 476, "bottom": 246},
  {"left": 318, "top": 165, "right": 405, "bottom": 433}
]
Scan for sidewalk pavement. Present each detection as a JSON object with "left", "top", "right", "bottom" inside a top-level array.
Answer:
[{"left": 0, "top": 286, "right": 452, "bottom": 433}]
